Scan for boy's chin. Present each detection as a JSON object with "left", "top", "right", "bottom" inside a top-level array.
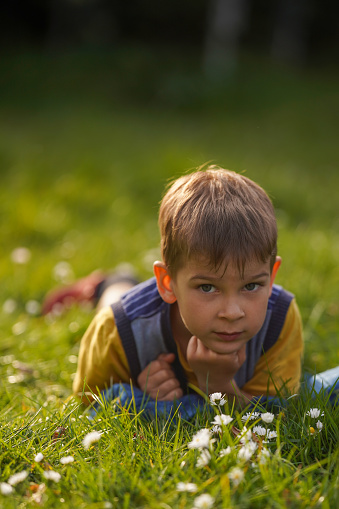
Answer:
[{"left": 207, "top": 341, "right": 246, "bottom": 356}]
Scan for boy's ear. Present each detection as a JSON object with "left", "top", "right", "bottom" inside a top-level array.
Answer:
[
  {"left": 270, "top": 256, "right": 282, "bottom": 293},
  {"left": 153, "top": 261, "right": 177, "bottom": 304}
]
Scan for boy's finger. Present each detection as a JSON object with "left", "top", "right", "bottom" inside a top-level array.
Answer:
[
  {"left": 157, "top": 352, "right": 176, "bottom": 363},
  {"left": 151, "top": 379, "right": 183, "bottom": 400},
  {"left": 186, "top": 335, "right": 198, "bottom": 354},
  {"left": 138, "top": 364, "right": 176, "bottom": 388},
  {"left": 187, "top": 336, "right": 211, "bottom": 358},
  {"left": 158, "top": 388, "right": 183, "bottom": 401},
  {"left": 143, "top": 357, "right": 175, "bottom": 376},
  {"left": 147, "top": 367, "right": 178, "bottom": 387}
]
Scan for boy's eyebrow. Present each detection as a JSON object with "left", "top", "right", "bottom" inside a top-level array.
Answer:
[
  {"left": 245, "top": 272, "right": 270, "bottom": 280},
  {"left": 189, "top": 274, "right": 223, "bottom": 281},
  {"left": 190, "top": 272, "right": 270, "bottom": 281}
]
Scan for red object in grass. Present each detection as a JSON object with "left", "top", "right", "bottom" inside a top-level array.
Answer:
[{"left": 41, "top": 271, "right": 105, "bottom": 315}]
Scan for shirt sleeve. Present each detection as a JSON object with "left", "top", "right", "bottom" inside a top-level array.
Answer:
[
  {"left": 242, "top": 298, "right": 304, "bottom": 396},
  {"left": 72, "top": 306, "right": 131, "bottom": 405}
]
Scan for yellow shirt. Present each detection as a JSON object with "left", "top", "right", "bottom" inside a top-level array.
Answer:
[{"left": 73, "top": 299, "right": 303, "bottom": 404}]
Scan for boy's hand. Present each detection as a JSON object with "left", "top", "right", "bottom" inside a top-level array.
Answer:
[
  {"left": 186, "top": 336, "right": 247, "bottom": 396},
  {"left": 137, "top": 353, "right": 183, "bottom": 401}
]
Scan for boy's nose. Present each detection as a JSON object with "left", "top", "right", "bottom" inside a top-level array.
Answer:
[{"left": 217, "top": 298, "right": 244, "bottom": 321}]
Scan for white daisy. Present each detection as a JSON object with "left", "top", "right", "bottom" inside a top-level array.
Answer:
[
  {"left": 228, "top": 466, "right": 245, "bottom": 486},
  {"left": 8, "top": 471, "right": 28, "bottom": 486},
  {"left": 3, "top": 299, "right": 17, "bottom": 314},
  {"left": 239, "top": 426, "right": 252, "bottom": 444},
  {"left": 241, "top": 411, "right": 260, "bottom": 422},
  {"left": 82, "top": 430, "right": 101, "bottom": 450},
  {"left": 53, "top": 261, "right": 74, "bottom": 283},
  {"left": 176, "top": 482, "right": 198, "bottom": 493},
  {"left": 25, "top": 300, "right": 41, "bottom": 315},
  {"left": 196, "top": 449, "right": 211, "bottom": 468},
  {"left": 219, "top": 446, "right": 232, "bottom": 457},
  {"left": 0, "top": 482, "right": 14, "bottom": 495},
  {"left": 43, "top": 471, "right": 61, "bottom": 482},
  {"left": 11, "top": 247, "right": 31, "bottom": 264},
  {"left": 11, "top": 322, "right": 26, "bottom": 336},
  {"left": 253, "top": 425, "right": 267, "bottom": 436},
  {"left": 261, "top": 412, "right": 275, "bottom": 423},
  {"left": 211, "top": 425, "right": 222, "bottom": 434},
  {"left": 193, "top": 493, "right": 215, "bottom": 508},
  {"left": 316, "top": 420, "right": 323, "bottom": 431},
  {"left": 258, "top": 448, "right": 270, "bottom": 464},
  {"left": 238, "top": 441, "right": 257, "bottom": 461},
  {"left": 209, "top": 392, "right": 222, "bottom": 404},
  {"left": 188, "top": 429, "right": 212, "bottom": 450},
  {"left": 212, "top": 414, "right": 233, "bottom": 426},
  {"left": 31, "top": 483, "right": 46, "bottom": 505},
  {"left": 34, "top": 453, "right": 44, "bottom": 463},
  {"left": 306, "top": 408, "right": 324, "bottom": 419},
  {"left": 209, "top": 392, "right": 226, "bottom": 406},
  {"left": 266, "top": 430, "right": 278, "bottom": 440},
  {"left": 60, "top": 455, "right": 74, "bottom": 465}
]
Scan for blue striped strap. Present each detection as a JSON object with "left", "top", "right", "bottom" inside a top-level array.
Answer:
[
  {"left": 111, "top": 300, "right": 141, "bottom": 384},
  {"left": 263, "top": 287, "right": 294, "bottom": 352}
]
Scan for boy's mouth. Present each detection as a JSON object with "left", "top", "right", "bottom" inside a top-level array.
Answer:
[{"left": 214, "top": 331, "right": 242, "bottom": 342}]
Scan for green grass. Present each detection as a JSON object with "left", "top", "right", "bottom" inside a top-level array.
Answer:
[{"left": 0, "top": 47, "right": 338, "bottom": 507}]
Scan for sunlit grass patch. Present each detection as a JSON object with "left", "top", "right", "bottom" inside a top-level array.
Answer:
[
  {"left": 0, "top": 386, "right": 337, "bottom": 507},
  {"left": 0, "top": 49, "right": 338, "bottom": 507}
]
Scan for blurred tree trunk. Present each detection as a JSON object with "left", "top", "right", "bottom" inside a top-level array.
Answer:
[
  {"left": 271, "top": 0, "right": 315, "bottom": 64},
  {"left": 203, "top": 0, "right": 250, "bottom": 79}
]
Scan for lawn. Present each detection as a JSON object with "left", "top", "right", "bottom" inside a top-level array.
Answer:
[{"left": 0, "top": 48, "right": 338, "bottom": 507}]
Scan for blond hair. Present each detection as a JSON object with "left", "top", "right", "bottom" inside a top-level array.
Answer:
[{"left": 158, "top": 166, "right": 277, "bottom": 276}]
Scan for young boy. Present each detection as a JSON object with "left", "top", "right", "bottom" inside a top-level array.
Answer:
[{"left": 71, "top": 166, "right": 303, "bottom": 407}]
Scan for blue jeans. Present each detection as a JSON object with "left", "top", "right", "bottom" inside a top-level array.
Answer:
[
  {"left": 305, "top": 366, "right": 339, "bottom": 402},
  {"left": 89, "top": 367, "right": 339, "bottom": 419},
  {"left": 249, "top": 366, "right": 339, "bottom": 410}
]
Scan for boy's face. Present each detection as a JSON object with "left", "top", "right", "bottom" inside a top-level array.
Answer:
[{"left": 169, "top": 256, "right": 278, "bottom": 355}]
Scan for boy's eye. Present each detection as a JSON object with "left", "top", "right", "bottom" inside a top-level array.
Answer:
[
  {"left": 244, "top": 283, "right": 259, "bottom": 292},
  {"left": 200, "top": 284, "right": 215, "bottom": 293}
]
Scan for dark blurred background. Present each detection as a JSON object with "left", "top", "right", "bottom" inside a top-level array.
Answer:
[{"left": 2, "top": 0, "right": 338, "bottom": 66}]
